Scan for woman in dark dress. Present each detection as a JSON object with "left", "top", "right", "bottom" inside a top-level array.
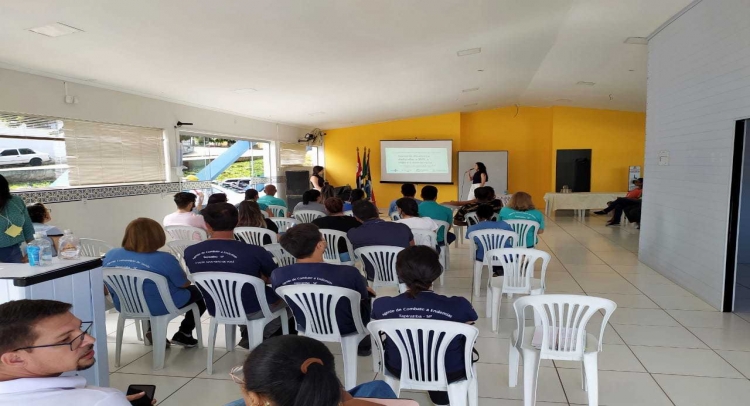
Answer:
[{"left": 310, "top": 166, "right": 325, "bottom": 191}]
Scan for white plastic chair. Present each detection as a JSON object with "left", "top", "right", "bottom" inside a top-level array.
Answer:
[
  {"left": 166, "top": 240, "right": 200, "bottom": 271},
  {"left": 320, "top": 229, "right": 355, "bottom": 265},
  {"left": 433, "top": 220, "right": 451, "bottom": 272},
  {"left": 264, "top": 243, "right": 297, "bottom": 266},
  {"left": 464, "top": 212, "right": 480, "bottom": 226},
  {"left": 504, "top": 220, "right": 541, "bottom": 248},
  {"left": 293, "top": 209, "right": 325, "bottom": 223},
  {"left": 261, "top": 211, "right": 269, "bottom": 219},
  {"left": 485, "top": 248, "right": 551, "bottom": 332},
  {"left": 509, "top": 295, "right": 616, "bottom": 406},
  {"left": 276, "top": 285, "right": 369, "bottom": 390},
  {"left": 270, "top": 217, "right": 297, "bottom": 233},
  {"left": 390, "top": 211, "right": 402, "bottom": 221},
  {"left": 467, "top": 229, "right": 518, "bottom": 297},
  {"left": 268, "top": 205, "right": 288, "bottom": 218},
  {"left": 368, "top": 319, "right": 479, "bottom": 406},
  {"left": 79, "top": 238, "right": 113, "bottom": 257},
  {"left": 354, "top": 246, "right": 406, "bottom": 294},
  {"left": 192, "top": 272, "right": 289, "bottom": 374},
  {"left": 103, "top": 268, "right": 203, "bottom": 370},
  {"left": 234, "top": 226, "right": 277, "bottom": 246},
  {"left": 165, "top": 225, "right": 207, "bottom": 241},
  {"left": 411, "top": 229, "right": 444, "bottom": 286}
]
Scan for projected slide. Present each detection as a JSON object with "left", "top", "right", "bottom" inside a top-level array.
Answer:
[{"left": 380, "top": 140, "right": 453, "bottom": 183}]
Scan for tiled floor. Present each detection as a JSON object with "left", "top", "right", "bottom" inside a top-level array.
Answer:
[{"left": 104, "top": 213, "right": 750, "bottom": 405}]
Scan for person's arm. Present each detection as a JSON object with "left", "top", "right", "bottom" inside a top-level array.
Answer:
[
  {"left": 258, "top": 250, "right": 278, "bottom": 283},
  {"left": 443, "top": 198, "right": 477, "bottom": 206},
  {"left": 453, "top": 206, "right": 468, "bottom": 226},
  {"left": 466, "top": 170, "right": 472, "bottom": 182},
  {"left": 195, "top": 191, "right": 204, "bottom": 212},
  {"left": 163, "top": 254, "right": 191, "bottom": 288},
  {"left": 480, "top": 173, "right": 487, "bottom": 187},
  {"left": 19, "top": 200, "right": 35, "bottom": 242}
]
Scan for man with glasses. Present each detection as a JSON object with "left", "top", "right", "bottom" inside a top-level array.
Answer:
[{"left": 0, "top": 299, "right": 153, "bottom": 405}]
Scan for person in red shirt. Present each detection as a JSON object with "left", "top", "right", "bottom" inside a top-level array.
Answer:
[{"left": 594, "top": 178, "right": 643, "bottom": 225}]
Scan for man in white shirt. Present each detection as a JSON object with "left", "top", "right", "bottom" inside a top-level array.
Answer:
[
  {"left": 163, "top": 191, "right": 207, "bottom": 230},
  {"left": 0, "top": 299, "right": 152, "bottom": 405}
]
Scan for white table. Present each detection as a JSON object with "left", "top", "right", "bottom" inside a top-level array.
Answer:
[
  {"left": 543, "top": 192, "right": 625, "bottom": 219},
  {"left": 0, "top": 257, "right": 108, "bottom": 387}
]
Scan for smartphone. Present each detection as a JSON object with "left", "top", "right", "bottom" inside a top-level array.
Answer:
[{"left": 126, "top": 384, "right": 156, "bottom": 406}]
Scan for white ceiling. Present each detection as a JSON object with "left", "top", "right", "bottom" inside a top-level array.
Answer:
[{"left": 0, "top": 0, "right": 691, "bottom": 129}]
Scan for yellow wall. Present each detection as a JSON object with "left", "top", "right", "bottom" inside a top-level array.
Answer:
[
  {"left": 323, "top": 106, "right": 645, "bottom": 208},
  {"left": 323, "top": 113, "right": 461, "bottom": 206},
  {"left": 551, "top": 107, "right": 646, "bottom": 192}
]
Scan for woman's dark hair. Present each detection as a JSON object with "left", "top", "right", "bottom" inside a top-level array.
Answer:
[
  {"left": 279, "top": 223, "right": 322, "bottom": 259},
  {"left": 420, "top": 185, "right": 438, "bottom": 201},
  {"left": 320, "top": 185, "right": 335, "bottom": 200},
  {"left": 242, "top": 335, "right": 341, "bottom": 406},
  {"left": 237, "top": 201, "right": 266, "bottom": 228},
  {"left": 312, "top": 166, "right": 324, "bottom": 176},
  {"left": 397, "top": 246, "right": 442, "bottom": 298},
  {"left": 27, "top": 203, "right": 47, "bottom": 223},
  {"left": 206, "top": 193, "right": 228, "bottom": 206},
  {"left": 0, "top": 175, "right": 12, "bottom": 212},
  {"left": 349, "top": 189, "right": 366, "bottom": 202},
  {"left": 324, "top": 197, "right": 344, "bottom": 214},
  {"left": 475, "top": 162, "right": 489, "bottom": 181},
  {"left": 396, "top": 198, "right": 419, "bottom": 217},
  {"left": 476, "top": 204, "right": 495, "bottom": 220},
  {"left": 302, "top": 189, "right": 321, "bottom": 205}
]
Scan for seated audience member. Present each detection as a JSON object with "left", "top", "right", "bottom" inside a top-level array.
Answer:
[
  {"left": 372, "top": 246, "right": 478, "bottom": 406},
  {"left": 343, "top": 188, "right": 366, "bottom": 212},
  {"left": 293, "top": 189, "right": 327, "bottom": 214},
  {"left": 312, "top": 197, "right": 361, "bottom": 262},
  {"left": 320, "top": 184, "right": 335, "bottom": 201},
  {"left": 272, "top": 224, "right": 374, "bottom": 356},
  {"left": 206, "top": 193, "right": 228, "bottom": 207},
  {"left": 499, "top": 191, "right": 545, "bottom": 248},
  {"left": 453, "top": 186, "right": 503, "bottom": 226},
  {"left": 237, "top": 201, "right": 279, "bottom": 244},
  {"left": 387, "top": 183, "right": 422, "bottom": 215},
  {"left": 27, "top": 202, "right": 63, "bottom": 256},
  {"left": 0, "top": 299, "right": 155, "bottom": 405},
  {"left": 224, "top": 335, "right": 397, "bottom": 406},
  {"left": 395, "top": 198, "right": 438, "bottom": 248},
  {"left": 594, "top": 178, "right": 643, "bottom": 226},
  {"left": 103, "top": 218, "right": 205, "bottom": 347},
  {"left": 236, "top": 188, "right": 270, "bottom": 213},
  {"left": 347, "top": 200, "right": 414, "bottom": 281},
  {"left": 163, "top": 191, "right": 207, "bottom": 229},
  {"left": 419, "top": 185, "right": 456, "bottom": 245},
  {"left": 186, "top": 203, "right": 285, "bottom": 349},
  {"left": 466, "top": 204, "right": 513, "bottom": 270},
  {"left": 257, "top": 185, "right": 287, "bottom": 208}
]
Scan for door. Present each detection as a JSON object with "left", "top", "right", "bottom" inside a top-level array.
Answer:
[
  {"left": 555, "top": 149, "right": 592, "bottom": 192},
  {"left": 729, "top": 119, "right": 750, "bottom": 311},
  {"left": 0, "top": 149, "right": 20, "bottom": 165}
]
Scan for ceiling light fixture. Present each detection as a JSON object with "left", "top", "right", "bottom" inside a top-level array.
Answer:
[
  {"left": 28, "top": 23, "right": 83, "bottom": 38},
  {"left": 576, "top": 81, "right": 596, "bottom": 86},
  {"left": 457, "top": 48, "right": 481, "bottom": 57},
  {"left": 462, "top": 87, "right": 480, "bottom": 93},
  {"left": 233, "top": 88, "right": 257, "bottom": 94},
  {"left": 624, "top": 37, "right": 649, "bottom": 45}
]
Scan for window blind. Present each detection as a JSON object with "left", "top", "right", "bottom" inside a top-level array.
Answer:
[{"left": 64, "top": 120, "right": 166, "bottom": 186}]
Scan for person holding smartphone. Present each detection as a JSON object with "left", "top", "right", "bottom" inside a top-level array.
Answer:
[{"left": 0, "top": 299, "right": 155, "bottom": 405}]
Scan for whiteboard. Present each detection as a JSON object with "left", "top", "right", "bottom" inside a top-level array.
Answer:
[{"left": 457, "top": 151, "right": 508, "bottom": 200}]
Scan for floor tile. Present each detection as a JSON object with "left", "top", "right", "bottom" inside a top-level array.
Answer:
[
  {"left": 608, "top": 308, "right": 680, "bottom": 326},
  {"left": 555, "top": 344, "right": 645, "bottom": 372},
  {"left": 688, "top": 326, "right": 750, "bottom": 351},
  {"left": 631, "top": 346, "right": 743, "bottom": 378},
  {"left": 649, "top": 295, "right": 717, "bottom": 311},
  {"left": 476, "top": 364, "right": 567, "bottom": 403},
  {"left": 612, "top": 324, "right": 708, "bottom": 348},
  {"left": 157, "top": 378, "right": 242, "bottom": 406},
  {"left": 637, "top": 284, "right": 695, "bottom": 297},
  {"left": 653, "top": 374, "right": 750, "bottom": 406},
  {"left": 592, "top": 293, "right": 659, "bottom": 309},
  {"left": 108, "top": 342, "right": 152, "bottom": 372},
  {"left": 594, "top": 252, "right": 641, "bottom": 266},
  {"left": 667, "top": 310, "right": 750, "bottom": 329},
  {"left": 108, "top": 373, "right": 191, "bottom": 404},
  {"left": 118, "top": 346, "right": 225, "bottom": 377},
  {"left": 715, "top": 350, "right": 750, "bottom": 377},
  {"left": 563, "top": 264, "right": 618, "bottom": 274},
  {"left": 478, "top": 399, "right": 567, "bottom": 406},
  {"left": 558, "top": 369, "right": 672, "bottom": 406}
]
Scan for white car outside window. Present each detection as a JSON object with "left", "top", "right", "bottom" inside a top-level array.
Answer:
[{"left": 0, "top": 148, "right": 50, "bottom": 166}]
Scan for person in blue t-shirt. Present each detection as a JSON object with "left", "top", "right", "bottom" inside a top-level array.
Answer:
[
  {"left": 466, "top": 204, "right": 514, "bottom": 275},
  {"left": 387, "top": 183, "right": 422, "bottom": 216},
  {"left": 272, "top": 223, "right": 375, "bottom": 356},
  {"left": 103, "top": 218, "right": 206, "bottom": 348},
  {"left": 372, "top": 245, "right": 478, "bottom": 406},
  {"left": 185, "top": 202, "right": 289, "bottom": 349},
  {"left": 342, "top": 188, "right": 366, "bottom": 212},
  {"left": 347, "top": 201, "right": 415, "bottom": 281}
]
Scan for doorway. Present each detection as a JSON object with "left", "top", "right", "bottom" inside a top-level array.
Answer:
[
  {"left": 556, "top": 149, "right": 592, "bottom": 192},
  {"left": 727, "top": 119, "right": 750, "bottom": 311}
]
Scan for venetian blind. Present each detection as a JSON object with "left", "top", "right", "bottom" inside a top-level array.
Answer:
[{"left": 64, "top": 120, "right": 166, "bottom": 186}]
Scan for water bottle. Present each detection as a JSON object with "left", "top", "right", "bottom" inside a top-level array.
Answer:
[
  {"left": 58, "top": 229, "right": 81, "bottom": 260},
  {"left": 28, "top": 233, "right": 51, "bottom": 266}
]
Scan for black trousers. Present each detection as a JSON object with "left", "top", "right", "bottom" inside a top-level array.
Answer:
[
  {"left": 178, "top": 286, "right": 207, "bottom": 334},
  {"left": 604, "top": 198, "right": 639, "bottom": 222}
]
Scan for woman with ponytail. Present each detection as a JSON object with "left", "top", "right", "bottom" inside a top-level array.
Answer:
[
  {"left": 371, "top": 246, "right": 478, "bottom": 406},
  {"left": 225, "top": 335, "right": 397, "bottom": 406}
]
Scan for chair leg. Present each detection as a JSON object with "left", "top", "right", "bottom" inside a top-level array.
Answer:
[
  {"left": 491, "top": 288, "right": 502, "bottom": 332},
  {"left": 248, "top": 322, "right": 264, "bottom": 351},
  {"left": 522, "top": 349, "right": 541, "bottom": 406},
  {"left": 135, "top": 319, "right": 143, "bottom": 341},
  {"left": 581, "top": 360, "right": 587, "bottom": 391},
  {"left": 371, "top": 335, "right": 379, "bottom": 372},
  {"left": 583, "top": 352, "right": 599, "bottom": 406},
  {"left": 485, "top": 283, "right": 493, "bottom": 319},
  {"left": 151, "top": 317, "right": 168, "bottom": 370},
  {"left": 280, "top": 310, "right": 290, "bottom": 335},
  {"left": 446, "top": 380, "right": 470, "bottom": 406},
  {"left": 192, "top": 305, "right": 203, "bottom": 349},
  {"left": 384, "top": 375, "right": 401, "bottom": 398},
  {"left": 225, "top": 325, "right": 236, "bottom": 350},
  {"left": 468, "top": 365, "right": 479, "bottom": 406},
  {"left": 509, "top": 342, "right": 520, "bottom": 387},
  {"left": 473, "top": 261, "right": 484, "bottom": 297},
  {"left": 115, "top": 316, "right": 125, "bottom": 368},
  {"left": 207, "top": 319, "right": 218, "bottom": 375},
  {"left": 340, "top": 336, "right": 360, "bottom": 391}
]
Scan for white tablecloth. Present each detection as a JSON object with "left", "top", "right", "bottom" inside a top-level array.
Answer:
[{"left": 543, "top": 192, "right": 625, "bottom": 214}]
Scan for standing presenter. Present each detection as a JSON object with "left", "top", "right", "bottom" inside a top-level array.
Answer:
[{"left": 465, "top": 162, "right": 488, "bottom": 200}]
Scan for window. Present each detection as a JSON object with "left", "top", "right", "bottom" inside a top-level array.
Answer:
[{"left": 0, "top": 112, "right": 166, "bottom": 190}]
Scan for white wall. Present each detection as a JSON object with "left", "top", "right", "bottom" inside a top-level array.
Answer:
[{"left": 641, "top": 0, "right": 750, "bottom": 309}]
